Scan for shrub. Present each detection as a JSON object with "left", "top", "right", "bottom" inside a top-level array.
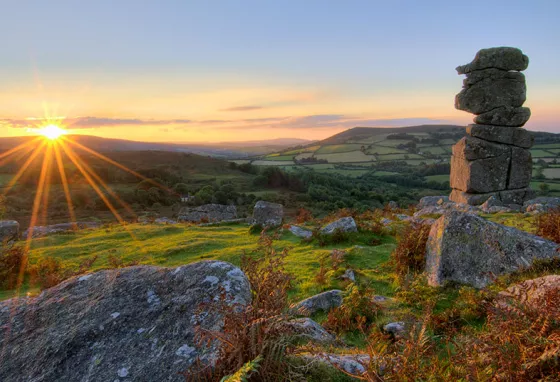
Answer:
[
  {"left": 324, "top": 285, "right": 382, "bottom": 334},
  {"left": 330, "top": 249, "right": 346, "bottom": 271},
  {"left": 315, "top": 257, "right": 329, "bottom": 287},
  {"left": 391, "top": 222, "right": 431, "bottom": 282},
  {"left": 0, "top": 245, "right": 26, "bottom": 289},
  {"left": 29, "top": 256, "right": 64, "bottom": 289},
  {"left": 184, "top": 235, "right": 297, "bottom": 381},
  {"left": 536, "top": 208, "right": 560, "bottom": 243},
  {"left": 295, "top": 208, "right": 313, "bottom": 224}
]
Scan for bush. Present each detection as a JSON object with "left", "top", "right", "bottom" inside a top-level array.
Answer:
[
  {"left": 324, "top": 285, "right": 382, "bottom": 334},
  {"left": 536, "top": 208, "right": 560, "bottom": 243},
  {"left": 0, "top": 245, "right": 26, "bottom": 289},
  {"left": 391, "top": 222, "right": 431, "bottom": 282},
  {"left": 184, "top": 233, "right": 297, "bottom": 381},
  {"left": 29, "top": 256, "right": 64, "bottom": 289}
]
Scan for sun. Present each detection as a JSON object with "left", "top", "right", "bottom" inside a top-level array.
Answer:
[{"left": 40, "top": 124, "right": 66, "bottom": 140}]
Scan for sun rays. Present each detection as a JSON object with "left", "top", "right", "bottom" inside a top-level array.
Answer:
[{"left": 0, "top": 122, "right": 174, "bottom": 296}]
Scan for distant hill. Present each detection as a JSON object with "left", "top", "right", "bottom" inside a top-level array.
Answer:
[{"left": 0, "top": 135, "right": 313, "bottom": 158}]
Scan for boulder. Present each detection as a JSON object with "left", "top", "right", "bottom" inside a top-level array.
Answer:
[
  {"left": 474, "top": 106, "right": 531, "bottom": 127},
  {"left": 23, "top": 221, "right": 101, "bottom": 239},
  {"left": 0, "top": 261, "right": 252, "bottom": 382},
  {"left": 383, "top": 322, "right": 406, "bottom": 337},
  {"left": 320, "top": 217, "right": 357, "bottom": 235},
  {"left": 304, "top": 353, "right": 369, "bottom": 376},
  {"left": 498, "top": 275, "right": 560, "bottom": 314},
  {"left": 450, "top": 152, "right": 510, "bottom": 193},
  {"left": 340, "top": 268, "right": 356, "bottom": 283},
  {"left": 0, "top": 220, "right": 19, "bottom": 244},
  {"left": 508, "top": 147, "right": 532, "bottom": 189},
  {"left": 284, "top": 318, "right": 335, "bottom": 344},
  {"left": 289, "top": 225, "right": 313, "bottom": 239},
  {"left": 426, "top": 212, "right": 560, "bottom": 288},
  {"left": 466, "top": 124, "right": 533, "bottom": 148},
  {"left": 178, "top": 204, "right": 237, "bottom": 223},
  {"left": 500, "top": 187, "right": 535, "bottom": 205},
  {"left": 455, "top": 69, "right": 526, "bottom": 115},
  {"left": 417, "top": 195, "right": 449, "bottom": 209},
  {"left": 479, "top": 195, "right": 511, "bottom": 213},
  {"left": 290, "top": 290, "right": 343, "bottom": 316},
  {"left": 252, "top": 201, "right": 283, "bottom": 227},
  {"left": 456, "top": 47, "right": 529, "bottom": 74}
]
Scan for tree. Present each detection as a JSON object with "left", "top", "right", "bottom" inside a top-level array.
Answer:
[{"left": 539, "top": 183, "right": 550, "bottom": 195}]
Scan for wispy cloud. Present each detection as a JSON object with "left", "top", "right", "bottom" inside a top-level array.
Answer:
[
  {"left": 0, "top": 116, "right": 192, "bottom": 129},
  {"left": 219, "top": 105, "right": 263, "bottom": 112}
]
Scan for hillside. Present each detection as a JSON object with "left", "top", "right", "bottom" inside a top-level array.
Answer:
[{"left": 242, "top": 124, "right": 560, "bottom": 197}]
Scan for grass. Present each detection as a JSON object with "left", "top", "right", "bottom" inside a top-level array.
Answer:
[
  {"left": 263, "top": 155, "right": 295, "bottom": 161},
  {"left": 530, "top": 149, "right": 555, "bottom": 158},
  {"left": 1, "top": 223, "right": 397, "bottom": 302},
  {"left": 314, "top": 151, "right": 373, "bottom": 163},
  {"left": 366, "top": 145, "right": 408, "bottom": 155},
  {"left": 543, "top": 168, "right": 560, "bottom": 179},
  {"left": 315, "top": 144, "right": 363, "bottom": 154},
  {"left": 425, "top": 174, "right": 450, "bottom": 183}
]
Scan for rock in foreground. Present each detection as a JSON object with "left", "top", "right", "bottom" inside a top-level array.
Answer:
[
  {"left": 0, "top": 261, "right": 251, "bottom": 382},
  {"left": 290, "top": 290, "right": 343, "bottom": 316},
  {"left": 321, "top": 217, "right": 357, "bottom": 235},
  {"left": 425, "top": 212, "right": 559, "bottom": 288}
]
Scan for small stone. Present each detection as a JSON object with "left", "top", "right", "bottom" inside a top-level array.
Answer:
[
  {"left": 340, "top": 269, "right": 356, "bottom": 283},
  {"left": 474, "top": 106, "right": 531, "bottom": 127},
  {"left": 289, "top": 225, "right": 313, "bottom": 239},
  {"left": 383, "top": 322, "right": 406, "bottom": 337},
  {"left": 117, "top": 367, "right": 129, "bottom": 378},
  {"left": 456, "top": 47, "right": 529, "bottom": 74},
  {"left": 290, "top": 290, "right": 343, "bottom": 316},
  {"left": 417, "top": 196, "right": 449, "bottom": 209},
  {"left": 284, "top": 318, "right": 335, "bottom": 344},
  {"left": 480, "top": 195, "right": 504, "bottom": 213}
]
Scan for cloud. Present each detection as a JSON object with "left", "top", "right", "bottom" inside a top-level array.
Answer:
[
  {"left": 219, "top": 105, "right": 263, "bottom": 112},
  {"left": 0, "top": 116, "right": 192, "bottom": 129}
]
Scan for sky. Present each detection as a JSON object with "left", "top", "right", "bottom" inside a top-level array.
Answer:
[{"left": 0, "top": 0, "right": 559, "bottom": 142}]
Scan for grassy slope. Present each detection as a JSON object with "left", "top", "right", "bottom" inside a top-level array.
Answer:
[{"left": 1, "top": 223, "right": 396, "bottom": 301}]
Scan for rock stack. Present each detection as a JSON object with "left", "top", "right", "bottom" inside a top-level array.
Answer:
[{"left": 449, "top": 47, "right": 534, "bottom": 206}]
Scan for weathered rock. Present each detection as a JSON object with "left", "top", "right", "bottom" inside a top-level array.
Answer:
[
  {"left": 381, "top": 218, "right": 392, "bottom": 226},
  {"left": 417, "top": 195, "right": 449, "bottom": 209},
  {"left": 455, "top": 69, "right": 526, "bottom": 115},
  {"left": 154, "top": 217, "right": 178, "bottom": 225},
  {"left": 23, "top": 221, "right": 101, "bottom": 239},
  {"left": 290, "top": 290, "right": 343, "bottom": 316},
  {"left": 0, "top": 220, "right": 19, "bottom": 244},
  {"left": 523, "top": 197, "right": 560, "bottom": 213},
  {"left": 426, "top": 212, "right": 560, "bottom": 288},
  {"left": 0, "top": 261, "right": 252, "bottom": 382},
  {"left": 340, "top": 269, "right": 356, "bottom": 283},
  {"left": 456, "top": 47, "right": 529, "bottom": 74},
  {"left": 480, "top": 195, "right": 504, "bottom": 213},
  {"left": 466, "top": 124, "right": 533, "bottom": 148},
  {"left": 285, "top": 318, "right": 335, "bottom": 344},
  {"left": 289, "top": 225, "right": 313, "bottom": 239},
  {"left": 450, "top": 189, "right": 495, "bottom": 205},
  {"left": 304, "top": 353, "right": 369, "bottom": 376},
  {"left": 498, "top": 275, "right": 560, "bottom": 314},
  {"left": 453, "top": 136, "right": 510, "bottom": 160},
  {"left": 450, "top": 152, "right": 510, "bottom": 193},
  {"left": 508, "top": 147, "right": 532, "bottom": 189},
  {"left": 320, "top": 217, "right": 357, "bottom": 235},
  {"left": 383, "top": 322, "right": 406, "bottom": 337},
  {"left": 252, "top": 201, "right": 283, "bottom": 227},
  {"left": 474, "top": 106, "right": 531, "bottom": 127},
  {"left": 178, "top": 204, "right": 237, "bottom": 223},
  {"left": 500, "top": 187, "right": 535, "bottom": 205}
]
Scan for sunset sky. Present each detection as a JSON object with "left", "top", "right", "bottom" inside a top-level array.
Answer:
[{"left": 1, "top": 0, "right": 559, "bottom": 142}]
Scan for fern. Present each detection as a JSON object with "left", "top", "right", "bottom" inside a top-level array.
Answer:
[{"left": 220, "top": 356, "right": 262, "bottom": 382}]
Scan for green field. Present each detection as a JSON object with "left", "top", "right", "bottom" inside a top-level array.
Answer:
[
  {"left": 425, "top": 174, "right": 450, "bottom": 183},
  {"left": 530, "top": 149, "right": 554, "bottom": 158},
  {"left": 543, "top": 168, "right": 560, "bottom": 179},
  {"left": 315, "top": 144, "right": 363, "bottom": 154},
  {"left": 264, "top": 154, "right": 295, "bottom": 161},
  {"left": 366, "top": 145, "right": 408, "bottom": 155},
  {"left": 315, "top": 151, "right": 373, "bottom": 163},
  {"left": 1, "top": 223, "right": 396, "bottom": 302}
]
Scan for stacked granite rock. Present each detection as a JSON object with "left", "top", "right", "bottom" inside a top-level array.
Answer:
[{"left": 450, "top": 47, "right": 534, "bottom": 206}]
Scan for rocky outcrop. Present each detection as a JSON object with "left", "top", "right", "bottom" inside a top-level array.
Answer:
[
  {"left": 425, "top": 212, "right": 560, "bottom": 288},
  {"left": 252, "top": 201, "right": 283, "bottom": 227},
  {"left": 0, "top": 220, "right": 19, "bottom": 244},
  {"left": 178, "top": 204, "right": 237, "bottom": 223},
  {"left": 320, "top": 217, "right": 358, "bottom": 235},
  {"left": 23, "top": 221, "right": 101, "bottom": 239},
  {"left": 450, "top": 47, "right": 534, "bottom": 206},
  {"left": 290, "top": 290, "right": 343, "bottom": 316},
  {"left": 0, "top": 261, "right": 251, "bottom": 382},
  {"left": 523, "top": 197, "right": 560, "bottom": 214}
]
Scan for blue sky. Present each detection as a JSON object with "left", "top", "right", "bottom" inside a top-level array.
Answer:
[{"left": 0, "top": 0, "right": 558, "bottom": 141}]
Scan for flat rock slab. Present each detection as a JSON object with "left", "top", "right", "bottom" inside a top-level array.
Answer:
[
  {"left": 474, "top": 106, "right": 531, "bottom": 127},
  {"left": 456, "top": 47, "right": 529, "bottom": 74},
  {"left": 0, "top": 261, "right": 251, "bottom": 382},
  {"left": 426, "top": 212, "right": 559, "bottom": 288},
  {"left": 466, "top": 124, "right": 533, "bottom": 149},
  {"left": 455, "top": 69, "right": 526, "bottom": 115}
]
